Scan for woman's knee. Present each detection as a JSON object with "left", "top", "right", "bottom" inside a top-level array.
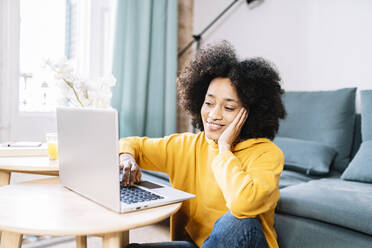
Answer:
[
  {"left": 214, "top": 211, "right": 263, "bottom": 231},
  {"left": 202, "top": 211, "right": 268, "bottom": 248}
]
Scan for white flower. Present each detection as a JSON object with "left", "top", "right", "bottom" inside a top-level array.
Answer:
[{"left": 44, "top": 58, "right": 116, "bottom": 108}]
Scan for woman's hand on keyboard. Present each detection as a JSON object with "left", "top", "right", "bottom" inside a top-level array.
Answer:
[{"left": 119, "top": 153, "right": 142, "bottom": 187}]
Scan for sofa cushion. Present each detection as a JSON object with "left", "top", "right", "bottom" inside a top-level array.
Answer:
[
  {"left": 277, "top": 88, "right": 356, "bottom": 172},
  {"left": 360, "top": 90, "right": 372, "bottom": 141},
  {"left": 350, "top": 114, "right": 362, "bottom": 160},
  {"left": 276, "top": 178, "right": 372, "bottom": 236},
  {"left": 341, "top": 141, "right": 372, "bottom": 183},
  {"left": 279, "top": 170, "right": 315, "bottom": 189},
  {"left": 274, "top": 137, "right": 336, "bottom": 176},
  {"left": 341, "top": 91, "right": 372, "bottom": 183},
  {"left": 275, "top": 214, "right": 372, "bottom": 248},
  {"left": 279, "top": 170, "right": 341, "bottom": 189}
]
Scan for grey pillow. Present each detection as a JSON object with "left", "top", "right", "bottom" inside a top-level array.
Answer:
[
  {"left": 278, "top": 88, "right": 356, "bottom": 172},
  {"left": 341, "top": 140, "right": 372, "bottom": 183},
  {"left": 341, "top": 90, "right": 372, "bottom": 183},
  {"left": 360, "top": 90, "right": 372, "bottom": 141},
  {"left": 274, "top": 137, "right": 337, "bottom": 176}
]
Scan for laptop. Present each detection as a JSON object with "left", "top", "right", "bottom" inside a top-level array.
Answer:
[{"left": 56, "top": 107, "right": 195, "bottom": 213}]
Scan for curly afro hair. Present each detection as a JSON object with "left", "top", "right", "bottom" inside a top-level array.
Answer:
[{"left": 177, "top": 41, "right": 286, "bottom": 140}]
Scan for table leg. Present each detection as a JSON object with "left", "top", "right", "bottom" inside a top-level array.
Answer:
[
  {"left": 76, "top": 235, "right": 87, "bottom": 248},
  {"left": 102, "top": 231, "right": 128, "bottom": 248},
  {"left": 0, "top": 172, "right": 11, "bottom": 243},
  {"left": 0, "top": 171, "right": 10, "bottom": 186},
  {"left": 1, "top": 231, "right": 22, "bottom": 248},
  {"left": 120, "top": 231, "right": 129, "bottom": 247}
]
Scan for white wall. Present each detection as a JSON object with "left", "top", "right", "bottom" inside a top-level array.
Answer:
[{"left": 194, "top": 0, "right": 372, "bottom": 110}]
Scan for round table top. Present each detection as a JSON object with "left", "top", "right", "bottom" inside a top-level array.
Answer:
[
  {"left": 0, "top": 177, "right": 181, "bottom": 236},
  {"left": 0, "top": 156, "right": 58, "bottom": 174}
]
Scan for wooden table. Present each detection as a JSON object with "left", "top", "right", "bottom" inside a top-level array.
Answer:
[
  {"left": 0, "top": 177, "right": 181, "bottom": 248},
  {"left": 0, "top": 156, "right": 58, "bottom": 186}
]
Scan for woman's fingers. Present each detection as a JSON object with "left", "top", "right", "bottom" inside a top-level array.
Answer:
[
  {"left": 121, "top": 161, "right": 141, "bottom": 187},
  {"left": 237, "top": 108, "right": 248, "bottom": 129},
  {"left": 119, "top": 154, "right": 142, "bottom": 187},
  {"left": 135, "top": 169, "right": 142, "bottom": 183},
  {"left": 231, "top": 108, "right": 244, "bottom": 127},
  {"left": 218, "top": 108, "right": 248, "bottom": 154},
  {"left": 122, "top": 162, "right": 131, "bottom": 187},
  {"left": 218, "top": 108, "right": 247, "bottom": 146},
  {"left": 129, "top": 163, "right": 137, "bottom": 186},
  {"left": 231, "top": 108, "right": 247, "bottom": 133}
]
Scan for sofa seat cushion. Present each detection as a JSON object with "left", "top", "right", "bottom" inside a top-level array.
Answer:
[
  {"left": 279, "top": 170, "right": 316, "bottom": 189},
  {"left": 277, "top": 178, "right": 372, "bottom": 236},
  {"left": 275, "top": 214, "right": 372, "bottom": 248}
]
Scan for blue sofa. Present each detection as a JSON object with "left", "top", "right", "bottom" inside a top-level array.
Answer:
[
  {"left": 274, "top": 89, "right": 372, "bottom": 248},
  {"left": 141, "top": 88, "right": 372, "bottom": 247}
]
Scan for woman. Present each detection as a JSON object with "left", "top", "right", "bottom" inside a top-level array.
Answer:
[{"left": 120, "top": 41, "right": 286, "bottom": 248}]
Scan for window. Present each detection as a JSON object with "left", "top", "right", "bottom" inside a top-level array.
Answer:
[
  {"left": 19, "top": 0, "right": 66, "bottom": 112},
  {"left": 0, "top": 0, "right": 116, "bottom": 142}
]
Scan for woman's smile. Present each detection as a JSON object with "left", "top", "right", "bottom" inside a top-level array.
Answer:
[{"left": 206, "top": 121, "right": 225, "bottom": 131}]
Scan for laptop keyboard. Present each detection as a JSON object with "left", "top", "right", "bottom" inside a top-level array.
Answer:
[{"left": 120, "top": 186, "right": 164, "bottom": 204}]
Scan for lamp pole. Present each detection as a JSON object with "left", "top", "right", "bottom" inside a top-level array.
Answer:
[{"left": 178, "top": 0, "right": 257, "bottom": 58}]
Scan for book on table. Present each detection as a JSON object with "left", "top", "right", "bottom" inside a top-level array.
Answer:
[{"left": 0, "top": 142, "right": 48, "bottom": 157}]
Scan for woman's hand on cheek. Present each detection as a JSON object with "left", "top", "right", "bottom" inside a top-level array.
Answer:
[{"left": 218, "top": 108, "right": 248, "bottom": 154}]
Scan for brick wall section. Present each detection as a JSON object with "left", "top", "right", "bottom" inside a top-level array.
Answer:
[{"left": 177, "top": 0, "right": 194, "bottom": 133}]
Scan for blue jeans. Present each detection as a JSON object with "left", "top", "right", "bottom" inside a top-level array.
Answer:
[{"left": 125, "top": 211, "right": 269, "bottom": 248}]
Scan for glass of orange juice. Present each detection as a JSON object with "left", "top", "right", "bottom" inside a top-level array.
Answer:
[{"left": 46, "top": 132, "right": 58, "bottom": 160}]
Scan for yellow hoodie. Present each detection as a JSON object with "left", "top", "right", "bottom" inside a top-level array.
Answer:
[{"left": 119, "top": 132, "right": 284, "bottom": 248}]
